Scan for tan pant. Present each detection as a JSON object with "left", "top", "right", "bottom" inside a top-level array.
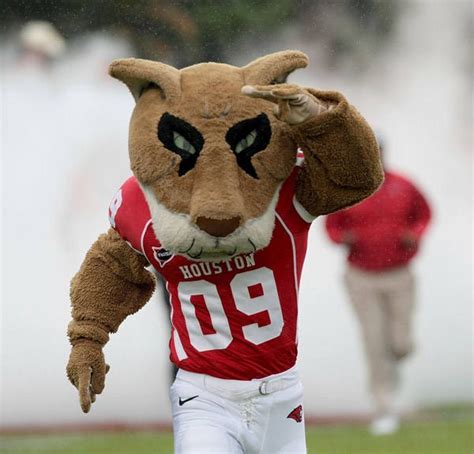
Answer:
[{"left": 344, "top": 265, "right": 415, "bottom": 415}]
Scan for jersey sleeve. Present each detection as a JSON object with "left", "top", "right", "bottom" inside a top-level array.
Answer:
[{"left": 108, "top": 176, "right": 152, "bottom": 255}]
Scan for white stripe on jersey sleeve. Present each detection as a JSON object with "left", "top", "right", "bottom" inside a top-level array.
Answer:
[
  {"left": 139, "top": 219, "right": 152, "bottom": 255},
  {"left": 292, "top": 196, "right": 316, "bottom": 223},
  {"left": 173, "top": 328, "right": 188, "bottom": 361},
  {"left": 293, "top": 150, "right": 316, "bottom": 223},
  {"left": 296, "top": 148, "right": 305, "bottom": 166}
]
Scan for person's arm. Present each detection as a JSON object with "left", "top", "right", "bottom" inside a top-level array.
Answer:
[
  {"left": 401, "top": 183, "right": 432, "bottom": 247},
  {"left": 325, "top": 211, "right": 350, "bottom": 244},
  {"left": 326, "top": 211, "right": 357, "bottom": 247},
  {"left": 292, "top": 89, "right": 383, "bottom": 216},
  {"left": 66, "top": 228, "right": 155, "bottom": 413},
  {"left": 242, "top": 85, "right": 384, "bottom": 217}
]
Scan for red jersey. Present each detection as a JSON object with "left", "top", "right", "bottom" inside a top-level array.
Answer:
[
  {"left": 109, "top": 167, "right": 312, "bottom": 380},
  {"left": 325, "top": 171, "right": 431, "bottom": 271}
]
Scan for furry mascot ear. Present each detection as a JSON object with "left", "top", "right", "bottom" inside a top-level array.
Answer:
[
  {"left": 243, "top": 50, "right": 309, "bottom": 85},
  {"left": 109, "top": 58, "right": 181, "bottom": 102}
]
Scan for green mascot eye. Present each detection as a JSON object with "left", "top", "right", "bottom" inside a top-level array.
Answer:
[
  {"left": 234, "top": 130, "right": 257, "bottom": 154},
  {"left": 157, "top": 112, "right": 204, "bottom": 176},
  {"left": 225, "top": 113, "right": 272, "bottom": 179},
  {"left": 173, "top": 131, "right": 196, "bottom": 154}
]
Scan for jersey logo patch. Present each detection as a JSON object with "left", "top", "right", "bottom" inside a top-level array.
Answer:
[
  {"left": 152, "top": 247, "right": 174, "bottom": 267},
  {"left": 287, "top": 405, "right": 303, "bottom": 423}
]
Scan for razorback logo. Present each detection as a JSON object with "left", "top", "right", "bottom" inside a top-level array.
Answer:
[
  {"left": 287, "top": 405, "right": 303, "bottom": 423},
  {"left": 152, "top": 246, "right": 174, "bottom": 267}
]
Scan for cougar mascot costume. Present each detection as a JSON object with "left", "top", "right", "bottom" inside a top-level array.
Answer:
[{"left": 67, "top": 50, "right": 383, "bottom": 453}]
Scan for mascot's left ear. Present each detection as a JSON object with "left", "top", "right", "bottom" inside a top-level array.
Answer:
[
  {"left": 243, "top": 50, "right": 309, "bottom": 85},
  {"left": 109, "top": 58, "right": 181, "bottom": 102}
]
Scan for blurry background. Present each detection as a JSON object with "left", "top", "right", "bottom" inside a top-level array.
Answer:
[{"left": 1, "top": 0, "right": 472, "bottom": 451}]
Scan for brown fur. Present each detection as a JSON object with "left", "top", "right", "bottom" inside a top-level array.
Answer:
[
  {"left": 243, "top": 50, "right": 309, "bottom": 85},
  {"left": 67, "top": 50, "right": 382, "bottom": 411},
  {"left": 69, "top": 228, "right": 155, "bottom": 333},
  {"left": 67, "top": 229, "right": 155, "bottom": 403},
  {"left": 292, "top": 89, "right": 384, "bottom": 215},
  {"left": 126, "top": 61, "right": 298, "bottom": 226},
  {"left": 109, "top": 58, "right": 180, "bottom": 102}
]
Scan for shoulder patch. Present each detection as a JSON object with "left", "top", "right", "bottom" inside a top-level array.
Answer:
[{"left": 152, "top": 246, "right": 174, "bottom": 267}]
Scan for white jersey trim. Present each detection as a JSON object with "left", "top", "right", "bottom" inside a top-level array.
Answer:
[
  {"left": 294, "top": 150, "right": 315, "bottom": 224},
  {"left": 140, "top": 219, "right": 152, "bottom": 255},
  {"left": 166, "top": 280, "right": 188, "bottom": 361},
  {"left": 275, "top": 213, "right": 299, "bottom": 295},
  {"left": 124, "top": 240, "right": 144, "bottom": 256},
  {"left": 292, "top": 196, "right": 316, "bottom": 223},
  {"left": 275, "top": 213, "right": 300, "bottom": 343},
  {"left": 296, "top": 150, "right": 305, "bottom": 167}
]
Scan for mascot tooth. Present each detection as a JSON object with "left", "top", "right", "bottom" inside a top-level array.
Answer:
[{"left": 66, "top": 50, "right": 383, "bottom": 452}]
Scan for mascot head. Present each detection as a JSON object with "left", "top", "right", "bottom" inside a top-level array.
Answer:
[{"left": 110, "top": 50, "right": 308, "bottom": 261}]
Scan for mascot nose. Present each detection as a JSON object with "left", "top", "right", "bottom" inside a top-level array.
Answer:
[{"left": 195, "top": 216, "right": 241, "bottom": 237}]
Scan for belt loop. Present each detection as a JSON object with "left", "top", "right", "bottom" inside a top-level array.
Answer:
[{"left": 259, "top": 381, "right": 268, "bottom": 395}]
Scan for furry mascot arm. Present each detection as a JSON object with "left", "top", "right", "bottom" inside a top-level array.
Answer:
[
  {"left": 291, "top": 89, "right": 384, "bottom": 216},
  {"left": 242, "top": 52, "right": 383, "bottom": 216},
  {"left": 67, "top": 228, "right": 155, "bottom": 412}
]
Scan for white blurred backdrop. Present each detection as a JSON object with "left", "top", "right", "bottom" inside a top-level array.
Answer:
[{"left": 1, "top": 1, "right": 472, "bottom": 428}]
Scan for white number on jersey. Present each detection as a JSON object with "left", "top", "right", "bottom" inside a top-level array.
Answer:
[
  {"left": 231, "top": 267, "right": 283, "bottom": 345},
  {"left": 178, "top": 280, "right": 233, "bottom": 352},
  {"left": 176, "top": 267, "right": 283, "bottom": 352}
]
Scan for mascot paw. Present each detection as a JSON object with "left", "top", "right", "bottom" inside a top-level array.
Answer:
[
  {"left": 242, "top": 84, "right": 332, "bottom": 125},
  {"left": 66, "top": 341, "right": 109, "bottom": 413}
]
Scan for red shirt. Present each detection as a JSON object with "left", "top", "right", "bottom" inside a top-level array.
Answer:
[
  {"left": 108, "top": 167, "right": 312, "bottom": 380},
  {"left": 325, "top": 171, "right": 431, "bottom": 271}
]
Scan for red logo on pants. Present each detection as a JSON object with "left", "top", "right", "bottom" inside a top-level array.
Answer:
[{"left": 287, "top": 405, "right": 303, "bottom": 423}]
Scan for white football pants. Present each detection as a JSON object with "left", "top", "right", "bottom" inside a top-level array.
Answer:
[{"left": 169, "top": 366, "right": 307, "bottom": 453}]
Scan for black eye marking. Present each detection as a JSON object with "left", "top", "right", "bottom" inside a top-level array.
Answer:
[
  {"left": 225, "top": 113, "right": 271, "bottom": 179},
  {"left": 157, "top": 113, "right": 204, "bottom": 176}
]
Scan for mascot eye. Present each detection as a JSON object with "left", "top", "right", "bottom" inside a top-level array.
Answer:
[
  {"left": 158, "top": 113, "right": 204, "bottom": 176},
  {"left": 173, "top": 131, "right": 196, "bottom": 154},
  {"left": 234, "top": 130, "right": 257, "bottom": 154},
  {"left": 225, "top": 113, "right": 271, "bottom": 179}
]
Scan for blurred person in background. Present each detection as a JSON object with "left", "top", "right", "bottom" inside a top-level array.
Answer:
[
  {"left": 19, "top": 20, "right": 65, "bottom": 67},
  {"left": 325, "top": 137, "right": 432, "bottom": 436}
]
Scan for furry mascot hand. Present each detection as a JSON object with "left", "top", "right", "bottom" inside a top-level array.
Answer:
[
  {"left": 66, "top": 332, "right": 109, "bottom": 413},
  {"left": 242, "top": 84, "right": 333, "bottom": 125},
  {"left": 66, "top": 230, "right": 155, "bottom": 413}
]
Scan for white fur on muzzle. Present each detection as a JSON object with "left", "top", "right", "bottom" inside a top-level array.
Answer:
[{"left": 140, "top": 183, "right": 280, "bottom": 261}]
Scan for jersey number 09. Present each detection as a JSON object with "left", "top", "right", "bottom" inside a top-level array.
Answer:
[{"left": 177, "top": 267, "right": 284, "bottom": 352}]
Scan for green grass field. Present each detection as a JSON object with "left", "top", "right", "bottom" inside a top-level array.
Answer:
[{"left": 1, "top": 419, "right": 473, "bottom": 454}]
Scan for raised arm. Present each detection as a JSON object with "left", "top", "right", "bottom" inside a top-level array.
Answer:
[
  {"left": 400, "top": 180, "right": 432, "bottom": 248},
  {"left": 406, "top": 182, "right": 432, "bottom": 240},
  {"left": 66, "top": 228, "right": 155, "bottom": 412},
  {"left": 325, "top": 210, "right": 351, "bottom": 244},
  {"left": 292, "top": 89, "right": 383, "bottom": 216},
  {"left": 242, "top": 84, "right": 384, "bottom": 217}
]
